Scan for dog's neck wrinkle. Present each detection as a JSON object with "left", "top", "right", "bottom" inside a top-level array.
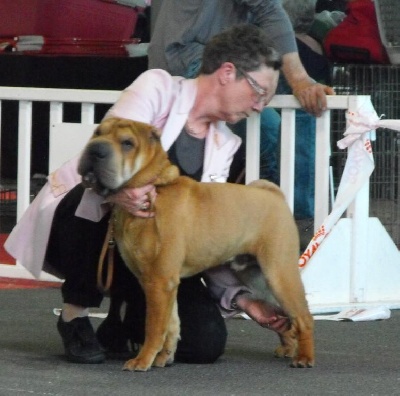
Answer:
[{"left": 125, "top": 158, "right": 179, "bottom": 189}]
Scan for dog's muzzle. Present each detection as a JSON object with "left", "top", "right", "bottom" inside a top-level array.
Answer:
[{"left": 78, "top": 141, "right": 118, "bottom": 196}]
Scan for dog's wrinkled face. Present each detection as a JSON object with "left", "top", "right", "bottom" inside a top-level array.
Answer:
[{"left": 78, "top": 117, "right": 161, "bottom": 196}]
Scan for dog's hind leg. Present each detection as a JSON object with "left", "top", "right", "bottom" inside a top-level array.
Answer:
[
  {"left": 122, "top": 273, "right": 180, "bottom": 372},
  {"left": 257, "top": 244, "right": 314, "bottom": 368}
]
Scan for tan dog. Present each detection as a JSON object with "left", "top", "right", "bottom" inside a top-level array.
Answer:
[{"left": 78, "top": 117, "right": 314, "bottom": 371}]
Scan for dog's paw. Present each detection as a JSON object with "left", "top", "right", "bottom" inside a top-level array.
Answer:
[
  {"left": 122, "top": 357, "right": 152, "bottom": 372},
  {"left": 275, "top": 346, "right": 314, "bottom": 368},
  {"left": 274, "top": 344, "right": 295, "bottom": 359},
  {"left": 153, "top": 349, "right": 174, "bottom": 368},
  {"left": 290, "top": 340, "right": 314, "bottom": 368},
  {"left": 274, "top": 330, "right": 298, "bottom": 359},
  {"left": 290, "top": 355, "right": 314, "bottom": 368}
]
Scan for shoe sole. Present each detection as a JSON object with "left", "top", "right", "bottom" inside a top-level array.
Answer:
[{"left": 64, "top": 349, "right": 106, "bottom": 364}]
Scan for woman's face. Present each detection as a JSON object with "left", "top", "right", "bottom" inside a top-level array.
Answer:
[{"left": 219, "top": 65, "right": 279, "bottom": 124}]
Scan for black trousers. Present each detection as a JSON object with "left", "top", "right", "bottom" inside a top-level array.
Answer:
[{"left": 46, "top": 184, "right": 227, "bottom": 363}]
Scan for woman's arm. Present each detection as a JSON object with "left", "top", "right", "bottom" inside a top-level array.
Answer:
[{"left": 105, "top": 69, "right": 178, "bottom": 128}]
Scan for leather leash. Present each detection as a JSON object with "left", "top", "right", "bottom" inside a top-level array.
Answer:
[
  {"left": 96, "top": 191, "right": 155, "bottom": 293},
  {"left": 97, "top": 213, "right": 115, "bottom": 294}
]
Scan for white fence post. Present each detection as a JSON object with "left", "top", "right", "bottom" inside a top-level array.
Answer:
[
  {"left": 345, "top": 95, "right": 372, "bottom": 304},
  {"left": 314, "top": 111, "right": 331, "bottom": 231},
  {"left": 280, "top": 108, "right": 296, "bottom": 212},
  {"left": 50, "top": 102, "right": 63, "bottom": 126},
  {"left": 348, "top": 182, "right": 370, "bottom": 303},
  {"left": 17, "top": 101, "right": 32, "bottom": 221},
  {"left": 81, "top": 103, "right": 95, "bottom": 124},
  {"left": 245, "top": 113, "right": 260, "bottom": 184}
]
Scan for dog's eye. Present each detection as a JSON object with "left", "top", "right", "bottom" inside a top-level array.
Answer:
[{"left": 121, "top": 139, "right": 134, "bottom": 151}]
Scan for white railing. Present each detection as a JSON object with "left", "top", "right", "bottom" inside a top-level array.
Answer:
[{"left": 0, "top": 87, "right": 399, "bottom": 312}]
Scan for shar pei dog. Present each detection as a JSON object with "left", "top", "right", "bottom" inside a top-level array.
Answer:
[{"left": 78, "top": 117, "right": 314, "bottom": 371}]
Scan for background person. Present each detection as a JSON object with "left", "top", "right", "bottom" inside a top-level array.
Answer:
[
  {"left": 279, "top": 0, "right": 333, "bottom": 245},
  {"left": 147, "top": 0, "right": 335, "bottom": 232}
]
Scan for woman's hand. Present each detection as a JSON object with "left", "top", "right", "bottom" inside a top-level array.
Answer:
[
  {"left": 106, "top": 184, "right": 157, "bottom": 218},
  {"left": 235, "top": 293, "right": 291, "bottom": 333}
]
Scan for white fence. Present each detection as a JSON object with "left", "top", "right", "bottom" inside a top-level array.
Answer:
[{"left": 0, "top": 87, "right": 399, "bottom": 313}]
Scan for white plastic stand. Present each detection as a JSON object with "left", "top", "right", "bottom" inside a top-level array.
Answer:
[{"left": 303, "top": 217, "right": 400, "bottom": 314}]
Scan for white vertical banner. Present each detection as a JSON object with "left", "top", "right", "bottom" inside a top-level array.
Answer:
[{"left": 299, "top": 97, "right": 400, "bottom": 269}]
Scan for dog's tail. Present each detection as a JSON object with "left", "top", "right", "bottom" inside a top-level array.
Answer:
[{"left": 248, "top": 179, "right": 285, "bottom": 200}]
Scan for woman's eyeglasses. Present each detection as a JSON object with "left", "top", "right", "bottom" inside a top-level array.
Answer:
[{"left": 236, "top": 67, "right": 268, "bottom": 104}]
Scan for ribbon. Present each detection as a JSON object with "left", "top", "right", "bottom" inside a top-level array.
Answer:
[{"left": 299, "top": 97, "right": 400, "bottom": 269}]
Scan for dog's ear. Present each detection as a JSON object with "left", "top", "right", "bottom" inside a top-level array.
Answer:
[
  {"left": 147, "top": 126, "right": 179, "bottom": 184},
  {"left": 149, "top": 127, "right": 161, "bottom": 142},
  {"left": 93, "top": 117, "right": 116, "bottom": 137},
  {"left": 92, "top": 125, "right": 101, "bottom": 137}
]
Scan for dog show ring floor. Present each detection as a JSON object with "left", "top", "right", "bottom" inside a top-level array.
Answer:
[{"left": 0, "top": 285, "right": 399, "bottom": 395}]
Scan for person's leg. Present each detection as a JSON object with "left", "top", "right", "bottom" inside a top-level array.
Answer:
[
  {"left": 46, "top": 184, "right": 109, "bottom": 363},
  {"left": 175, "top": 275, "right": 227, "bottom": 363},
  {"left": 113, "top": 270, "right": 227, "bottom": 364},
  {"left": 229, "top": 107, "right": 281, "bottom": 184},
  {"left": 294, "top": 109, "right": 316, "bottom": 220},
  {"left": 293, "top": 109, "right": 316, "bottom": 250},
  {"left": 259, "top": 107, "right": 281, "bottom": 184},
  {"left": 96, "top": 253, "right": 146, "bottom": 358}
]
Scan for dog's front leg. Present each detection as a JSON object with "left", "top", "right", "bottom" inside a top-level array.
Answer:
[
  {"left": 153, "top": 299, "right": 180, "bottom": 368},
  {"left": 123, "top": 275, "right": 179, "bottom": 372}
]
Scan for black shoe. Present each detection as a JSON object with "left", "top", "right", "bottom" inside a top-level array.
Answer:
[
  {"left": 57, "top": 315, "right": 105, "bottom": 364},
  {"left": 96, "top": 314, "right": 135, "bottom": 360},
  {"left": 96, "top": 291, "right": 143, "bottom": 360}
]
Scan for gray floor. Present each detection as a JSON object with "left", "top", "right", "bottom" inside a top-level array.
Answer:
[{"left": 0, "top": 287, "right": 399, "bottom": 396}]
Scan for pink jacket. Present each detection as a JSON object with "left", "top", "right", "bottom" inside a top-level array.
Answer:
[{"left": 5, "top": 69, "right": 241, "bottom": 281}]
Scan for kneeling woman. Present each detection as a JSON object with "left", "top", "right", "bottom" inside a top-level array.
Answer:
[{"left": 5, "top": 25, "right": 289, "bottom": 364}]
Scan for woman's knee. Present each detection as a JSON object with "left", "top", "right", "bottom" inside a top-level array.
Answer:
[{"left": 176, "top": 318, "right": 227, "bottom": 364}]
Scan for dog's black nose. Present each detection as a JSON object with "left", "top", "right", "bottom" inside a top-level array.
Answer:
[{"left": 88, "top": 142, "right": 111, "bottom": 160}]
